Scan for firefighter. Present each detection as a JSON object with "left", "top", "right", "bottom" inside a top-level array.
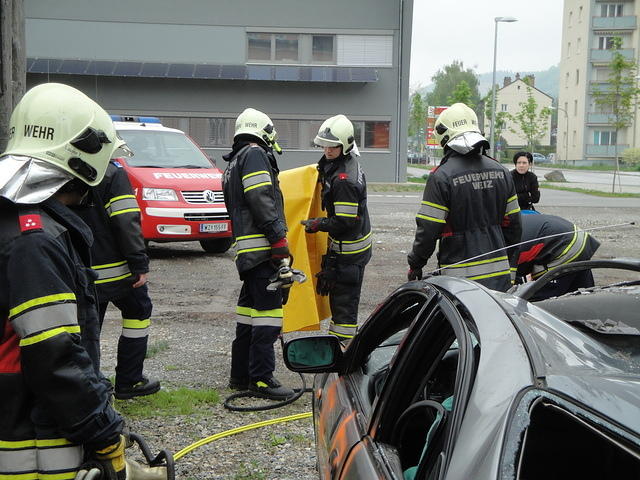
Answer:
[
  {"left": 302, "top": 115, "right": 372, "bottom": 342},
  {"left": 222, "top": 108, "right": 294, "bottom": 400},
  {"left": 408, "top": 103, "right": 522, "bottom": 292},
  {"left": 517, "top": 213, "right": 600, "bottom": 300},
  {"left": 73, "top": 160, "right": 160, "bottom": 400},
  {"left": 0, "top": 83, "right": 134, "bottom": 479}
]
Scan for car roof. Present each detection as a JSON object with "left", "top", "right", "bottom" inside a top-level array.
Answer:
[{"left": 112, "top": 121, "right": 183, "bottom": 134}]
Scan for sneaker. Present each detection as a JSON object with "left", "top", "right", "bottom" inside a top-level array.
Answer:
[
  {"left": 114, "top": 376, "right": 161, "bottom": 400},
  {"left": 248, "top": 377, "right": 295, "bottom": 400},
  {"left": 228, "top": 376, "right": 249, "bottom": 390}
]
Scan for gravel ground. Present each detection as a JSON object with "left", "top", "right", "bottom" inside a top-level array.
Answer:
[{"left": 98, "top": 191, "right": 639, "bottom": 479}]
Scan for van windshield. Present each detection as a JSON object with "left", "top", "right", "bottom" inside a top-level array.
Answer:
[{"left": 118, "top": 130, "right": 213, "bottom": 168}]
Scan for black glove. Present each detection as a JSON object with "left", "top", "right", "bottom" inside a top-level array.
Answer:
[
  {"left": 316, "top": 254, "right": 338, "bottom": 296},
  {"left": 301, "top": 218, "right": 324, "bottom": 233},
  {"left": 270, "top": 238, "right": 289, "bottom": 263},
  {"left": 75, "top": 435, "right": 126, "bottom": 480},
  {"left": 407, "top": 266, "right": 423, "bottom": 281}
]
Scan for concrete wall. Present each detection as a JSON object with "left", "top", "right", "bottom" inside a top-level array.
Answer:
[{"left": 25, "top": 0, "right": 413, "bottom": 182}]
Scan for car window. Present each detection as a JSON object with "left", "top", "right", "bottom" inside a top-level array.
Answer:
[{"left": 118, "top": 130, "right": 213, "bottom": 168}]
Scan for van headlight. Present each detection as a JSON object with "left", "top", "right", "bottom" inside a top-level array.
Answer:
[{"left": 142, "top": 188, "right": 178, "bottom": 201}]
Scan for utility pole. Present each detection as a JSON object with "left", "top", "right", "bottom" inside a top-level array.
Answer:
[{"left": 0, "top": 0, "right": 26, "bottom": 152}]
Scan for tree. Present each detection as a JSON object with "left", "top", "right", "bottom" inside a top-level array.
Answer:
[
  {"left": 482, "top": 92, "right": 508, "bottom": 146},
  {"left": 592, "top": 37, "right": 640, "bottom": 192},
  {"left": 507, "top": 86, "right": 551, "bottom": 152},
  {"left": 447, "top": 80, "right": 475, "bottom": 108},
  {"left": 427, "top": 61, "right": 480, "bottom": 112},
  {"left": 408, "top": 91, "right": 426, "bottom": 138},
  {"left": 0, "top": 0, "right": 26, "bottom": 152}
]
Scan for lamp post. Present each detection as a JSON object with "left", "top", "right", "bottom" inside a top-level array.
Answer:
[
  {"left": 490, "top": 16, "right": 518, "bottom": 159},
  {"left": 551, "top": 106, "right": 569, "bottom": 163}
]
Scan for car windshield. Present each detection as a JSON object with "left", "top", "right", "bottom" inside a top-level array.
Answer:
[{"left": 118, "top": 130, "right": 213, "bottom": 169}]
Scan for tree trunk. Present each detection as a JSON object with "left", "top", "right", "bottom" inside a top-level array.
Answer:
[
  {"left": 612, "top": 128, "right": 619, "bottom": 194},
  {"left": 0, "top": 0, "right": 25, "bottom": 153}
]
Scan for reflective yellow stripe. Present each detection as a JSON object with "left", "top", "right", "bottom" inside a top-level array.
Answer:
[
  {"left": 251, "top": 308, "right": 283, "bottom": 318},
  {"left": 241, "top": 170, "right": 269, "bottom": 181},
  {"left": 0, "top": 473, "right": 39, "bottom": 480},
  {"left": 19, "top": 326, "right": 80, "bottom": 346},
  {"left": 442, "top": 256, "right": 508, "bottom": 268},
  {"left": 507, "top": 194, "right": 517, "bottom": 203},
  {"left": 236, "top": 306, "right": 251, "bottom": 316},
  {"left": 122, "top": 318, "right": 151, "bottom": 329},
  {"left": 39, "top": 473, "right": 77, "bottom": 480},
  {"left": 416, "top": 214, "right": 446, "bottom": 223},
  {"left": 9, "top": 293, "right": 76, "bottom": 318},
  {"left": 468, "top": 269, "right": 511, "bottom": 281},
  {"left": 422, "top": 200, "right": 449, "bottom": 211},
  {"left": 334, "top": 201, "right": 358, "bottom": 206},
  {"left": 92, "top": 260, "right": 127, "bottom": 269},
  {"left": 506, "top": 207, "right": 521, "bottom": 215},
  {"left": 335, "top": 213, "right": 357, "bottom": 218},
  {"left": 244, "top": 182, "right": 271, "bottom": 192},
  {"left": 104, "top": 194, "right": 136, "bottom": 209},
  {"left": 94, "top": 273, "right": 132, "bottom": 284},
  {"left": 109, "top": 207, "right": 140, "bottom": 217}
]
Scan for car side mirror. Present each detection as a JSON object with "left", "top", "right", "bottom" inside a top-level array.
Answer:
[{"left": 283, "top": 335, "right": 343, "bottom": 373}]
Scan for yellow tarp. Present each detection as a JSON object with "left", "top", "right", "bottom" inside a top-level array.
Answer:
[{"left": 279, "top": 164, "right": 330, "bottom": 332}]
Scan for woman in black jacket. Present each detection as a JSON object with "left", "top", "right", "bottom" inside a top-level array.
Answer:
[{"left": 511, "top": 151, "right": 540, "bottom": 211}]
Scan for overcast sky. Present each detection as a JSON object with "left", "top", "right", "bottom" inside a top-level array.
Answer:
[{"left": 410, "top": 0, "right": 564, "bottom": 88}]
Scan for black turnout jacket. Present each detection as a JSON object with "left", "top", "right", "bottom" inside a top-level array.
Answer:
[{"left": 409, "top": 149, "right": 522, "bottom": 292}]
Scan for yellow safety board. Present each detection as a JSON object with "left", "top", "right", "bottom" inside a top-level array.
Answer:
[{"left": 279, "top": 164, "right": 330, "bottom": 332}]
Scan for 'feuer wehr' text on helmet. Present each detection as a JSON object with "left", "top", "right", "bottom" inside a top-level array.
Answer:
[
  {"left": 2, "top": 83, "right": 122, "bottom": 186},
  {"left": 314, "top": 114, "right": 355, "bottom": 154},
  {"left": 434, "top": 103, "right": 489, "bottom": 155}
]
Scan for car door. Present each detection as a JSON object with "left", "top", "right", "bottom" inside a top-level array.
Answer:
[
  {"left": 338, "top": 287, "right": 478, "bottom": 480},
  {"left": 313, "top": 287, "right": 439, "bottom": 479}
]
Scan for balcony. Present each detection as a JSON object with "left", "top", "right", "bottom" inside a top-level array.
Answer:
[
  {"left": 589, "top": 81, "right": 612, "bottom": 93},
  {"left": 590, "top": 48, "right": 635, "bottom": 63},
  {"left": 592, "top": 16, "right": 637, "bottom": 30},
  {"left": 587, "top": 112, "right": 616, "bottom": 124},
  {"left": 586, "top": 144, "right": 629, "bottom": 157}
]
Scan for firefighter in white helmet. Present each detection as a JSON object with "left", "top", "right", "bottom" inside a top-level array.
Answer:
[
  {"left": 0, "top": 83, "right": 166, "bottom": 480},
  {"left": 302, "top": 114, "right": 372, "bottom": 342},
  {"left": 408, "top": 102, "right": 521, "bottom": 291},
  {"left": 222, "top": 108, "right": 294, "bottom": 400}
]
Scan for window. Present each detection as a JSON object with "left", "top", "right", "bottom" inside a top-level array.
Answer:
[
  {"left": 576, "top": 69, "right": 580, "bottom": 85},
  {"left": 579, "top": 6, "right": 583, "bottom": 22},
  {"left": 601, "top": 3, "right": 623, "bottom": 17},
  {"left": 574, "top": 99, "right": 578, "bottom": 116},
  {"left": 598, "top": 36, "right": 616, "bottom": 50},
  {"left": 247, "top": 33, "right": 300, "bottom": 62},
  {"left": 565, "top": 72, "right": 570, "bottom": 87},
  {"left": 568, "top": 11, "right": 573, "bottom": 26},
  {"left": 501, "top": 104, "right": 508, "bottom": 112},
  {"left": 577, "top": 37, "right": 581, "bottom": 55},
  {"left": 312, "top": 35, "right": 335, "bottom": 63},
  {"left": 337, "top": 35, "right": 393, "bottom": 66},
  {"left": 572, "top": 130, "right": 577, "bottom": 147},
  {"left": 159, "top": 116, "right": 389, "bottom": 150},
  {"left": 593, "top": 131, "right": 617, "bottom": 145},
  {"left": 568, "top": 41, "right": 572, "bottom": 57}
]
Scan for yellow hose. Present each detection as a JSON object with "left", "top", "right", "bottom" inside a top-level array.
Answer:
[{"left": 173, "top": 411, "right": 313, "bottom": 461}]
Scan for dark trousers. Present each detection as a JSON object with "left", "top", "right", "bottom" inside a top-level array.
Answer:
[
  {"left": 98, "top": 284, "right": 153, "bottom": 386},
  {"left": 531, "top": 269, "right": 595, "bottom": 301},
  {"left": 231, "top": 262, "right": 283, "bottom": 381},
  {"left": 328, "top": 263, "right": 365, "bottom": 339}
]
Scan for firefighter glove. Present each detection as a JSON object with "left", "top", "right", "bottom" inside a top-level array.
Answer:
[
  {"left": 407, "top": 267, "right": 423, "bottom": 281},
  {"left": 75, "top": 435, "right": 127, "bottom": 480},
  {"left": 316, "top": 254, "right": 338, "bottom": 296},
  {"left": 270, "top": 238, "right": 289, "bottom": 262},
  {"left": 301, "top": 217, "right": 324, "bottom": 233}
]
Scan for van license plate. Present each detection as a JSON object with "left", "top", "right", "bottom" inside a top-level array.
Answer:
[{"left": 200, "top": 223, "right": 228, "bottom": 233}]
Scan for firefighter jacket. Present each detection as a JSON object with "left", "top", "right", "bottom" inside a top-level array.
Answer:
[
  {"left": 517, "top": 213, "right": 600, "bottom": 280},
  {"left": 74, "top": 161, "right": 148, "bottom": 302},
  {"left": 0, "top": 197, "right": 123, "bottom": 478},
  {"left": 408, "top": 149, "right": 522, "bottom": 292},
  {"left": 222, "top": 140, "right": 287, "bottom": 276},
  {"left": 315, "top": 153, "right": 372, "bottom": 266}
]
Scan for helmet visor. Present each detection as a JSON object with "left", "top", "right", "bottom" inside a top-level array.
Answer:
[{"left": 70, "top": 127, "right": 112, "bottom": 154}]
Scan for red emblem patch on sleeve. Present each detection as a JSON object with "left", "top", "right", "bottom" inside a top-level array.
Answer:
[
  {"left": 19, "top": 214, "right": 43, "bottom": 232},
  {"left": 338, "top": 173, "right": 349, "bottom": 180}
]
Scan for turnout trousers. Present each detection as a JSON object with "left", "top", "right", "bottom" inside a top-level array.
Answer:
[
  {"left": 231, "top": 262, "right": 283, "bottom": 381},
  {"left": 328, "top": 263, "right": 366, "bottom": 340},
  {"left": 98, "top": 284, "right": 152, "bottom": 387}
]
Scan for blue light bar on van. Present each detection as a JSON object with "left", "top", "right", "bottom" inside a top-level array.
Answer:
[{"left": 110, "top": 114, "right": 161, "bottom": 124}]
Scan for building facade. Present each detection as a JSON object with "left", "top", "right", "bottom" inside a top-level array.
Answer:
[
  {"left": 559, "top": 0, "right": 640, "bottom": 164},
  {"left": 484, "top": 74, "right": 553, "bottom": 148},
  {"left": 24, "top": 0, "right": 413, "bottom": 181}
]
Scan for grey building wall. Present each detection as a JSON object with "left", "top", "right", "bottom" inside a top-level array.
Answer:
[{"left": 25, "top": 0, "right": 412, "bottom": 181}]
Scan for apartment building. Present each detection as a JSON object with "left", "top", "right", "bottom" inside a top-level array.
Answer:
[
  {"left": 484, "top": 73, "right": 553, "bottom": 148},
  {"left": 559, "top": 0, "right": 640, "bottom": 164},
  {"left": 24, "top": 0, "right": 413, "bottom": 181}
]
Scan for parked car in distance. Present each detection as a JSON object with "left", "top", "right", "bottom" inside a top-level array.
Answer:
[
  {"left": 112, "top": 115, "right": 232, "bottom": 253},
  {"left": 531, "top": 152, "right": 550, "bottom": 164},
  {"left": 284, "top": 259, "right": 640, "bottom": 480}
]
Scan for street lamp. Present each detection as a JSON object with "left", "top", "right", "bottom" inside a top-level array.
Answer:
[
  {"left": 550, "top": 106, "right": 569, "bottom": 164},
  {"left": 490, "top": 16, "right": 518, "bottom": 159}
]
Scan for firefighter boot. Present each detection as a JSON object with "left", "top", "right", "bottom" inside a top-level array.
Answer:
[
  {"left": 248, "top": 377, "right": 295, "bottom": 400},
  {"left": 115, "top": 376, "right": 161, "bottom": 400}
]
